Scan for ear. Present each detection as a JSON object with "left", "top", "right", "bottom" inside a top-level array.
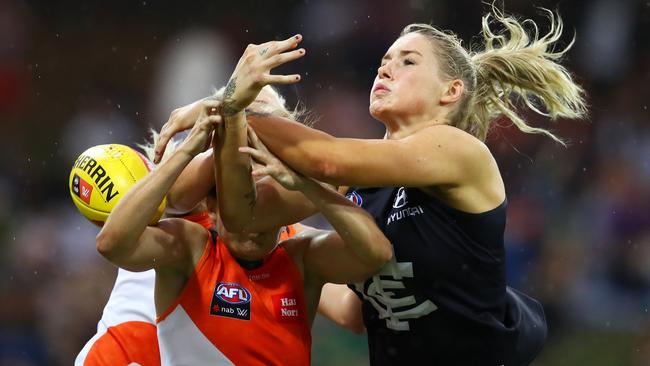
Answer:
[{"left": 440, "top": 79, "right": 464, "bottom": 105}]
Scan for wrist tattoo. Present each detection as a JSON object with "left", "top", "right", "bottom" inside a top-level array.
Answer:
[{"left": 221, "top": 77, "right": 239, "bottom": 116}]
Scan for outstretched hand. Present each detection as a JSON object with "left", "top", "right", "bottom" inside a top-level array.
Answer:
[
  {"left": 238, "top": 126, "right": 306, "bottom": 191},
  {"left": 153, "top": 34, "right": 305, "bottom": 163},
  {"left": 221, "top": 34, "right": 305, "bottom": 116}
]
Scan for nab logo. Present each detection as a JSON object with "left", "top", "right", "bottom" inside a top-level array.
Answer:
[
  {"left": 346, "top": 191, "right": 363, "bottom": 206},
  {"left": 215, "top": 283, "right": 251, "bottom": 304},
  {"left": 211, "top": 282, "right": 252, "bottom": 320},
  {"left": 393, "top": 187, "right": 408, "bottom": 208}
]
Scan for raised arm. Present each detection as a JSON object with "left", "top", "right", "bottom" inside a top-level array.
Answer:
[
  {"left": 214, "top": 34, "right": 318, "bottom": 233},
  {"left": 96, "top": 114, "right": 221, "bottom": 272},
  {"left": 241, "top": 128, "right": 393, "bottom": 283},
  {"left": 247, "top": 115, "right": 495, "bottom": 189}
]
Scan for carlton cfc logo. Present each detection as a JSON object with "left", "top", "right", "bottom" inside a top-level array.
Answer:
[
  {"left": 214, "top": 283, "right": 251, "bottom": 305},
  {"left": 346, "top": 191, "right": 363, "bottom": 206}
]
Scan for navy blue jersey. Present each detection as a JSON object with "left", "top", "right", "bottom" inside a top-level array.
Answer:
[{"left": 347, "top": 186, "right": 547, "bottom": 366}]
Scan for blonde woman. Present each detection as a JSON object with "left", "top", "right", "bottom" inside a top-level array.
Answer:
[{"left": 156, "top": 5, "right": 587, "bottom": 365}]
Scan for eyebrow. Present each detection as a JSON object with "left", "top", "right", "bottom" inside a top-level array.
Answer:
[{"left": 381, "top": 49, "right": 424, "bottom": 61}]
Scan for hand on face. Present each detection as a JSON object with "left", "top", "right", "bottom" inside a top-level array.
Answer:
[
  {"left": 238, "top": 126, "right": 306, "bottom": 191},
  {"left": 221, "top": 35, "right": 305, "bottom": 117}
]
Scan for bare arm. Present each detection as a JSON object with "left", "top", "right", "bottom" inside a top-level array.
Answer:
[
  {"left": 166, "top": 150, "right": 215, "bottom": 214},
  {"left": 214, "top": 34, "right": 317, "bottom": 233},
  {"left": 241, "top": 129, "right": 393, "bottom": 284},
  {"left": 96, "top": 114, "right": 220, "bottom": 271},
  {"left": 318, "top": 283, "right": 364, "bottom": 334},
  {"left": 247, "top": 115, "right": 494, "bottom": 188}
]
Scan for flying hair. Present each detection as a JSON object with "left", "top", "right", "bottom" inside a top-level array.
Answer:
[{"left": 401, "top": 3, "right": 587, "bottom": 144}]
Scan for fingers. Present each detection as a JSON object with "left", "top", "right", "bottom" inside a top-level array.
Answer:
[
  {"left": 263, "top": 48, "right": 305, "bottom": 69},
  {"left": 203, "top": 100, "right": 221, "bottom": 116},
  {"left": 238, "top": 146, "right": 271, "bottom": 164},
  {"left": 246, "top": 126, "right": 263, "bottom": 149},
  {"left": 264, "top": 74, "right": 301, "bottom": 85},
  {"left": 266, "top": 34, "right": 302, "bottom": 55},
  {"left": 251, "top": 167, "right": 273, "bottom": 178},
  {"left": 154, "top": 126, "right": 172, "bottom": 164},
  {"left": 198, "top": 115, "right": 223, "bottom": 131}
]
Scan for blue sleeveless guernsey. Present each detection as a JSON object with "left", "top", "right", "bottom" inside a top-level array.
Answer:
[{"left": 347, "top": 186, "right": 547, "bottom": 366}]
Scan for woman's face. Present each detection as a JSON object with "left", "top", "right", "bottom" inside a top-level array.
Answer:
[{"left": 369, "top": 33, "right": 447, "bottom": 124}]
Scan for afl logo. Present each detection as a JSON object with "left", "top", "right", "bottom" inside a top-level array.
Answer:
[
  {"left": 346, "top": 191, "right": 363, "bottom": 206},
  {"left": 393, "top": 187, "right": 408, "bottom": 208},
  {"left": 214, "top": 283, "right": 251, "bottom": 304}
]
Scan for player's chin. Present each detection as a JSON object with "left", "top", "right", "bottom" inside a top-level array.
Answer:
[{"left": 368, "top": 101, "right": 390, "bottom": 123}]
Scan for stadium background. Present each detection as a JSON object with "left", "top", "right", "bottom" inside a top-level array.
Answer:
[{"left": 1, "top": 0, "right": 648, "bottom": 364}]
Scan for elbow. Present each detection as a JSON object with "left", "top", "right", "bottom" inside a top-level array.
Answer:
[
  {"left": 96, "top": 230, "right": 119, "bottom": 262},
  {"left": 350, "top": 323, "right": 366, "bottom": 335},
  {"left": 371, "top": 239, "right": 393, "bottom": 269}
]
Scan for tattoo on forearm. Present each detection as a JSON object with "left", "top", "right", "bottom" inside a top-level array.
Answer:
[
  {"left": 244, "top": 189, "right": 257, "bottom": 210},
  {"left": 221, "top": 77, "right": 239, "bottom": 116}
]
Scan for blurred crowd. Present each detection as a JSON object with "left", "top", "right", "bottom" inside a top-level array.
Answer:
[{"left": 0, "top": 0, "right": 648, "bottom": 365}]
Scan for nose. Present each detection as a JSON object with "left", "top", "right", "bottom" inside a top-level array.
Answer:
[{"left": 377, "top": 62, "right": 391, "bottom": 79}]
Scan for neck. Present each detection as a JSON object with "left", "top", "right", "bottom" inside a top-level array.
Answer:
[
  {"left": 384, "top": 116, "right": 447, "bottom": 139},
  {"left": 381, "top": 107, "right": 449, "bottom": 139}
]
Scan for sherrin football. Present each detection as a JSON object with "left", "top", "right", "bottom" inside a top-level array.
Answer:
[{"left": 69, "top": 144, "right": 166, "bottom": 226}]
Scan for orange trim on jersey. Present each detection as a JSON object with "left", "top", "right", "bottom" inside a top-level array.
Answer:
[
  {"left": 279, "top": 224, "right": 297, "bottom": 241},
  {"left": 83, "top": 321, "right": 159, "bottom": 366},
  {"left": 157, "top": 232, "right": 311, "bottom": 365}
]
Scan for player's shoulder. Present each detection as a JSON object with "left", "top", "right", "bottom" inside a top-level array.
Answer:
[{"left": 419, "top": 125, "right": 491, "bottom": 156}]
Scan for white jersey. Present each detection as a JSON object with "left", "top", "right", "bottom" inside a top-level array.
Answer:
[{"left": 75, "top": 268, "right": 159, "bottom": 366}]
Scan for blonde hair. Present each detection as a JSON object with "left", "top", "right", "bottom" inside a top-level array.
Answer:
[
  {"left": 140, "top": 85, "right": 315, "bottom": 162},
  {"left": 401, "top": 4, "right": 587, "bottom": 143}
]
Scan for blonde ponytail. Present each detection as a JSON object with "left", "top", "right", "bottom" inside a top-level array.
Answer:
[{"left": 402, "top": 4, "right": 587, "bottom": 143}]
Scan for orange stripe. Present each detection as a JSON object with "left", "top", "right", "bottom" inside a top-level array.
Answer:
[{"left": 83, "top": 321, "right": 159, "bottom": 366}]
